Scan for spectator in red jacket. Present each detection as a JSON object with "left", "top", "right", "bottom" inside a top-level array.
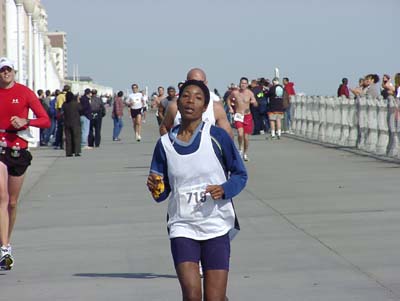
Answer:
[
  {"left": 282, "top": 77, "right": 296, "bottom": 133},
  {"left": 337, "top": 78, "right": 350, "bottom": 98}
]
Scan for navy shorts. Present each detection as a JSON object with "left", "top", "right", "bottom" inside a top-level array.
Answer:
[{"left": 170, "top": 233, "right": 230, "bottom": 271}]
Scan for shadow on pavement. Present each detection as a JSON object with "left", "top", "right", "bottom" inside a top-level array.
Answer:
[{"left": 74, "top": 272, "right": 177, "bottom": 279}]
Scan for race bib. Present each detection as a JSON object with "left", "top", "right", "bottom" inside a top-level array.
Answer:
[
  {"left": 178, "top": 184, "right": 214, "bottom": 219},
  {"left": 233, "top": 113, "right": 244, "bottom": 122}
]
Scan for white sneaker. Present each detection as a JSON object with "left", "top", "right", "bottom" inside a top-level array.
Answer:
[
  {"left": 260, "top": 130, "right": 265, "bottom": 135},
  {"left": 0, "top": 245, "right": 14, "bottom": 270},
  {"left": 137, "top": 135, "right": 141, "bottom": 142},
  {"left": 243, "top": 154, "right": 249, "bottom": 161}
]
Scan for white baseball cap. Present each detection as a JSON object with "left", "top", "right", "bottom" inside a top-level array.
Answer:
[{"left": 0, "top": 57, "right": 15, "bottom": 70}]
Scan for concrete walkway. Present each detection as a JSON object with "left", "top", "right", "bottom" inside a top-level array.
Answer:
[{"left": 1, "top": 111, "right": 399, "bottom": 301}]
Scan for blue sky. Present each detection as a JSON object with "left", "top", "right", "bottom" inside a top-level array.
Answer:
[{"left": 41, "top": 0, "right": 397, "bottom": 96}]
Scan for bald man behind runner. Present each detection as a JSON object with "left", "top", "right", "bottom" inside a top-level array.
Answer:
[{"left": 159, "top": 68, "right": 234, "bottom": 138}]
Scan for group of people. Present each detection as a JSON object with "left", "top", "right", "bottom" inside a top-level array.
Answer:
[
  {"left": 36, "top": 85, "right": 106, "bottom": 157},
  {"left": 338, "top": 73, "right": 400, "bottom": 99},
  {"left": 150, "top": 72, "right": 296, "bottom": 162},
  {"left": 0, "top": 57, "right": 289, "bottom": 299}
]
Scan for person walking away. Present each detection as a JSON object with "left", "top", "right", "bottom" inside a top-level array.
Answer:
[
  {"left": 147, "top": 80, "right": 247, "bottom": 301},
  {"left": 88, "top": 89, "right": 105, "bottom": 148},
  {"left": 54, "top": 85, "right": 69, "bottom": 149},
  {"left": 250, "top": 79, "right": 267, "bottom": 135},
  {"left": 47, "top": 90, "right": 58, "bottom": 145},
  {"left": 266, "top": 77, "right": 285, "bottom": 139},
  {"left": 41, "top": 90, "right": 53, "bottom": 145},
  {"left": 62, "top": 92, "right": 82, "bottom": 157},
  {"left": 0, "top": 57, "right": 50, "bottom": 270},
  {"left": 37, "top": 89, "right": 49, "bottom": 146},
  {"left": 79, "top": 88, "right": 92, "bottom": 150},
  {"left": 112, "top": 91, "right": 124, "bottom": 141}
]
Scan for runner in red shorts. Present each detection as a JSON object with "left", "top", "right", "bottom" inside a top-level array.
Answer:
[
  {"left": 234, "top": 113, "right": 253, "bottom": 136},
  {"left": 227, "top": 77, "right": 257, "bottom": 161}
]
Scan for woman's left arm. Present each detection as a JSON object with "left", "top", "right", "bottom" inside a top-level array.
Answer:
[{"left": 216, "top": 129, "right": 248, "bottom": 199}]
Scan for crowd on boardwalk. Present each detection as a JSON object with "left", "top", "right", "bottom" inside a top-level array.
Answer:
[
  {"left": 337, "top": 73, "right": 400, "bottom": 100},
  {"left": 31, "top": 70, "right": 297, "bottom": 164}
]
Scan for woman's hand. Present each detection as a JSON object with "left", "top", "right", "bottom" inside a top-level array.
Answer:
[
  {"left": 147, "top": 173, "right": 164, "bottom": 198},
  {"left": 205, "top": 185, "right": 224, "bottom": 200}
]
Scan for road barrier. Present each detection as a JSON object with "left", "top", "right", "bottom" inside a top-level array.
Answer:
[{"left": 290, "top": 95, "right": 400, "bottom": 158}]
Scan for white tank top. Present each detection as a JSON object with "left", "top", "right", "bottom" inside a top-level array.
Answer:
[
  {"left": 173, "top": 100, "right": 215, "bottom": 127},
  {"left": 161, "top": 122, "right": 235, "bottom": 240}
]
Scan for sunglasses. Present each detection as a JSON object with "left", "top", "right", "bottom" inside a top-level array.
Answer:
[{"left": 0, "top": 66, "right": 13, "bottom": 73}]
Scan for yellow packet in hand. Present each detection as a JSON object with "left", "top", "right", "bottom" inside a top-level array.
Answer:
[{"left": 152, "top": 175, "right": 165, "bottom": 198}]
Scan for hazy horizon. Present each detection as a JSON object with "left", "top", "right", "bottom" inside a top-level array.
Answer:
[{"left": 41, "top": 0, "right": 397, "bottom": 96}]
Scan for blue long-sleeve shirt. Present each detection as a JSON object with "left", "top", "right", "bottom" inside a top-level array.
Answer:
[{"left": 149, "top": 122, "right": 247, "bottom": 202}]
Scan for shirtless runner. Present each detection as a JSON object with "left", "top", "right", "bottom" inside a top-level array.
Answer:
[{"left": 227, "top": 77, "right": 257, "bottom": 161}]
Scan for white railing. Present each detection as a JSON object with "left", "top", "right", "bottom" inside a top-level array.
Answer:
[{"left": 290, "top": 95, "right": 400, "bottom": 158}]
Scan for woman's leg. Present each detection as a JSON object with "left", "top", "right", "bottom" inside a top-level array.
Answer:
[
  {"left": 136, "top": 114, "right": 142, "bottom": 138},
  {"left": 7, "top": 174, "right": 25, "bottom": 239},
  {"left": 0, "top": 162, "right": 9, "bottom": 246},
  {"left": 203, "top": 270, "right": 229, "bottom": 301},
  {"left": 176, "top": 262, "right": 202, "bottom": 301}
]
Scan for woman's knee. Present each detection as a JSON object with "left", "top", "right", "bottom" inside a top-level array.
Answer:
[
  {"left": 182, "top": 289, "right": 202, "bottom": 301},
  {"left": 0, "top": 192, "right": 9, "bottom": 207}
]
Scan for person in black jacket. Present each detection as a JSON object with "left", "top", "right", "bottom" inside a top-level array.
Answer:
[
  {"left": 62, "top": 92, "right": 82, "bottom": 156},
  {"left": 79, "top": 88, "right": 92, "bottom": 149},
  {"left": 88, "top": 89, "right": 106, "bottom": 148},
  {"left": 266, "top": 77, "right": 285, "bottom": 139}
]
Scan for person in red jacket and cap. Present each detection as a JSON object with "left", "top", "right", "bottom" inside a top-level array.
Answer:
[{"left": 0, "top": 57, "right": 50, "bottom": 270}]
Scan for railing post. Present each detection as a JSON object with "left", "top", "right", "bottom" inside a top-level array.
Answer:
[
  {"left": 366, "top": 97, "right": 378, "bottom": 153},
  {"left": 312, "top": 96, "right": 320, "bottom": 140},
  {"left": 376, "top": 97, "right": 389, "bottom": 155},
  {"left": 387, "top": 97, "right": 399, "bottom": 157},
  {"left": 332, "top": 96, "right": 342, "bottom": 144},
  {"left": 318, "top": 96, "right": 327, "bottom": 142},
  {"left": 325, "top": 97, "right": 334, "bottom": 142},
  {"left": 290, "top": 95, "right": 297, "bottom": 133},
  {"left": 306, "top": 96, "right": 314, "bottom": 139},
  {"left": 339, "top": 96, "right": 349, "bottom": 146},
  {"left": 358, "top": 96, "right": 367, "bottom": 150},
  {"left": 347, "top": 97, "right": 358, "bottom": 147},
  {"left": 300, "top": 96, "right": 307, "bottom": 136}
]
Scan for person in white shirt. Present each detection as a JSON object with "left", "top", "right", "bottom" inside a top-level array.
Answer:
[{"left": 126, "top": 83, "right": 145, "bottom": 141}]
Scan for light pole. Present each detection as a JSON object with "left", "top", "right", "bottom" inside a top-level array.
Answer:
[
  {"left": 32, "top": 5, "right": 39, "bottom": 91},
  {"left": 23, "top": 0, "right": 35, "bottom": 89},
  {"left": 15, "top": 0, "right": 24, "bottom": 83}
]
